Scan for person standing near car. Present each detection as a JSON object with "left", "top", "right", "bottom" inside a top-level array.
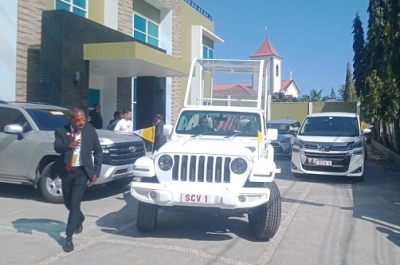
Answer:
[
  {"left": 107, "top": 111, "right": 121, "bottom": 131},
  {"left": 114, "top": 108, "right": 133, "bottom": 134},
  {"left": 89, "top": 103, "right": 103, "bottom": 129},
  {"left": 153, "top": 114, "right": 167, "bottom": 152},
  {"left": 51, "top": 107, "right": 102, "bottom": 252}
]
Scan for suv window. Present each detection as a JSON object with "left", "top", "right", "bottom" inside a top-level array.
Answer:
[
  {"left": 0, "top": 107, "right": 32, "bottom": 133},
  {"left": 266, "top": 122, "right": 291, "bottom": 134},
  {"left": 299, "top": 116, "right": 359, "bottom": 137},
  {"left": 24, "top": 108, "right": 69, "bottom": 131}
]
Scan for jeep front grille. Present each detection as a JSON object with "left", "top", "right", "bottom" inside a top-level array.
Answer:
[
  {"left": 102, "top": 142, "right": 145, "bottom": 166},
  {"left": 172, "top": 155, "right": 231, "bottom": 183}
]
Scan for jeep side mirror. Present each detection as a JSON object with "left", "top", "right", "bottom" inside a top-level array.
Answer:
[
  {"left": 267, "top": 128, "right": 278, "bottom": 141},
  {"left": 4, "top": 124, "right": 23, "bottom": 134},
  {"left": 362, "top": 128, "right": 371, "bottom": 135},
  {"left": 163, "top": 124, "right": 173, "bottom": 136}
]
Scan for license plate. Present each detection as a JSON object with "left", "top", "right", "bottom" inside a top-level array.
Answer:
[
  {"left": 181, "top": 193, "right": 212, "bottom": 203},
  {"left": 316, "top": 160, "right": 332, "bottom": 166}
]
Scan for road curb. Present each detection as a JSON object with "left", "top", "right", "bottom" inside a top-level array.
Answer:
[{"left": 371, "top": 139, "right": 400, "bottom": 168}]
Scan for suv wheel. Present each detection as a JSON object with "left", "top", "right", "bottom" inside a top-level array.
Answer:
[
  {"left": 136, "top": 201, "right": 158, "bottom": 232},
  {"left": 39, "top": 162, "right": 64, "bottom": 204},
  {"left": 248, "top": 181, "right": 281, "bottom": 240}
]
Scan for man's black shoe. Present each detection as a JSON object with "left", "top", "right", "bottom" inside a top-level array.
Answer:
[
  {"left": 64, "top": 237, "right": 74, "bottom": 252},
  {"left": 75, "top": 216, "right": 85, "bottom": 234}
]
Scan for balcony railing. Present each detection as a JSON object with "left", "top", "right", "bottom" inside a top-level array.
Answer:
[{"left": 184, "top": 0, "right": 212, "bottom": 21}]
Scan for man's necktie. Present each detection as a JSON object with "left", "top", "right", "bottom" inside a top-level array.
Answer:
[{"left": 66, "top": 130, "right": 77, "bottom": 171}]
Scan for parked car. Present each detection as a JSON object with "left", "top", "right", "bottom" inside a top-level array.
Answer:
[
  {"left": 0, "top": 101, "right": 146, "bottom": 203},
  {"left": 291, "top": 112, "right": 371, "bottom": 182},
  {"left": 266, "top": 119, "right": 301, "bottom": 159}
]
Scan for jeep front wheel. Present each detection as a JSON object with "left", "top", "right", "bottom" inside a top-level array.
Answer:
[
  {"left": 39, "top": 162, "right": 64, "bottom": 204},
  {"left": 136, "top": 201, "right": 158, "bottom": 232},
  {"left": 248, "top": 181, "right": 281, "bottom": 240}
]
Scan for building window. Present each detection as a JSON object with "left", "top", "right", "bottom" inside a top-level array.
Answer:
[
  {"left": 55, "top": 0, "right": 87, "bottom": 17},
  {"left": 203, "top": 45, "right": 213, "bottom": 59},
  {"left": 133, "top": 13, "right": 159, "bottom": 47},
  {"left": 276, "top": 64, "right": 279, "bottom": 77}
]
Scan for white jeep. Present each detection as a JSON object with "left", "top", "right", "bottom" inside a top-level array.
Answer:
[{"left": 130, "top": 59, "right": 282, "bottom": 240}]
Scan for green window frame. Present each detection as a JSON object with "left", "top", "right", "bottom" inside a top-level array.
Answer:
[
  {"left": 133, "top": 13, "right": 159, "bottom": 47},
  {"left": 55, "top": 0, "right": 87, "bottom": 18}
]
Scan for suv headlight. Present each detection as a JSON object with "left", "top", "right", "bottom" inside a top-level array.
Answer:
[
  {"left": 348, "top": 141, "right": 362, "bottom": 149},
  {"left": 158, "top": 155, "right": 173, "bottom": 171},
  {"left": 230, "top": 158, "right": 247, "bottom": 174},
  {"left": 101, "top": 145, "right": 109, "bottom": 154}
]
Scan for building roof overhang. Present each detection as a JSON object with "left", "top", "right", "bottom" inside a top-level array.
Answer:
[
  {"left": 201, "top": 26, "right": 224, "bottom": 43},
  {"left": 84, "top": 41, "right": 190, "bottom": 77}
]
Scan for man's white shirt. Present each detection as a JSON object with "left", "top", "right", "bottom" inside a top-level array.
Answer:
[
  {"left": 114, "top": 119, "right": 133, "bottom": 134},
  {"left": 70, "top": 126, "right": 82, "bottom": 167}
]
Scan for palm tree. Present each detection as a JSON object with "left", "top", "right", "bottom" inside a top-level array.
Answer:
[{"left": 309, "top": 89, "right": 323, "bottom": 102}]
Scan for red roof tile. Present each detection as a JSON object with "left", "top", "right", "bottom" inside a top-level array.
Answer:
[
  {"left": 214, "top": 82, "right": 251, "bottom": 91},
  {"left": 252, "top": 39, "right": 280, "bottom": 57},
  {"left": 281, "top": 80, "right": 293, "bottom": 90}
]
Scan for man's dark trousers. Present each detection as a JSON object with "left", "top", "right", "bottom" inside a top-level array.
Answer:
[{"left": 62, "top": 166, "right": 87, "bottom": 237}]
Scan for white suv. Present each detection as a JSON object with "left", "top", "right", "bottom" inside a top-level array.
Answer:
[{"left": 291, "top": 112, "right": 371, "bottom": 182}]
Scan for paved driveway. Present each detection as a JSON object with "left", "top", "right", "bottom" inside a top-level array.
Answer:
[{"left": 0, "top": 146, "right": 399, "bottom": 265}]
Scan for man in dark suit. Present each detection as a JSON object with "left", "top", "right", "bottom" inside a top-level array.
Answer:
[
  {"left": 52, "top": 107, "right": 102, "bottom": 252},
  {"left": 89, "top": 103, "right": 103, "bottom": 129},
  {"left": 153, "top": 114, "right": 167, "bottom": 152}
]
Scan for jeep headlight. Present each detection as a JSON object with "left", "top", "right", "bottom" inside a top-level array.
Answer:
[
  {"left": 230, "top": 158, "right": 247, "bottom": 174},
  {"left": 158, "top": 155, "right": 173, "bottom": 171}
]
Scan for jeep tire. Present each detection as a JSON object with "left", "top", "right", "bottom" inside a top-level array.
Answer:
[
  {"left": 39, "top": 162, "right": 64, "bottom": 204},
  {"left": 248, "top": 181, "right": 281, "bottom": 240},
  {"left": 136, "top": 201, "right": 158, "bottom": 232}
]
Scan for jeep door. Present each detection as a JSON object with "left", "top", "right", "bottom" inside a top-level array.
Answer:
[{"left": 0, "top": 107, "right": 33, "bottom": 178}]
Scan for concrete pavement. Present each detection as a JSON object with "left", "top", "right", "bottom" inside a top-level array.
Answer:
[{"left": 0, "top": 145, "right": 399, "bottom": 265}]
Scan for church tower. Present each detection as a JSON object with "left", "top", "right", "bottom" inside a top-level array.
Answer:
[{"left": 250, "top": 36, "right": 283, "bottom": 95}]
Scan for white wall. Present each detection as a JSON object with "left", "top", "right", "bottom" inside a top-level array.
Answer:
[
  {"left": 191, "top": 25, "right": 203, "bottom": 105},
  {"left": 102, "top": 76, "right": 118, "bottom": 127},
  {"left": 272, "top": 58, "right": 281, "bottom": 94},
  {"left": 104, "top": 0, "right": 119, "bottom": 30},
  {"left": 89, "top": 74, "right": 118, "bottom": 129},
  {"left": 286, "top": 83, "right": 299, "bottom": 98},
  {"left": 0, "top": 1, "right": 18, "bottom": 101}
]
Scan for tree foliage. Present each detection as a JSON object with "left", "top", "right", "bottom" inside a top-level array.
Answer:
[
  {"left": 330, "top": 87, "right": 336, "bottom": 99},
  {"left": 352, "top": 13, "right": 366, "bottom": 97},
  {"left": 339, "top": 63, "right": 357, "bottom": 102},
  {"left": 352, "top": 0, "right": 400, "bottom": 152}
]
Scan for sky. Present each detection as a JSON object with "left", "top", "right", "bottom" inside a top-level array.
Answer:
[{"left": 197, "top": 0, "right": 370, "bottom": 97}]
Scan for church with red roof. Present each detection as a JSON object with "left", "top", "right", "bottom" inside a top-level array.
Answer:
[{"left": 214, "top": 37, "right": 300, "bottom": 98}]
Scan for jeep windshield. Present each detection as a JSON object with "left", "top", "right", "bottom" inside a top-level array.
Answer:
[
  {"left": 299, "top": 116, "right": 359, "bottom": 137},
  {"left": 24, "top": 108, "right": 69, "bottom": 131},
  {"left": 176, "top": 110, "right": 262, "bottom": 137}
]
